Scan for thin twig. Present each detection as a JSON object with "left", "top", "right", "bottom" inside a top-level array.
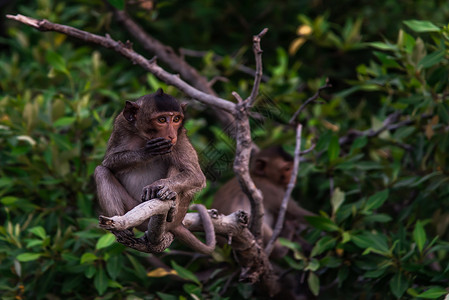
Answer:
[
  {"left": 179, "top": 48, "right": 271, "bottom": 82},
  {"left": 6, "top": 14, "right": 235, "bottom": 113},
  {"left": 289, "top": 78, "right": 332, "bottom": 124},
  {"left": 247, "top": 28, "right": 268, "bottom": 107},
  {"left": 230, "top": 28, "right": 268, "bottom": 244},
  {"left": 265, "top": 123, "right": 302, "bottom": 256},
  {"left": 338, "top": 113, "right": 433, "bottom": 146}
]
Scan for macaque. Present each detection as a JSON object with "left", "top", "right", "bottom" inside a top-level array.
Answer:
[
  {"left": 212, "top": 146, "right": 314, "bottom": 256},
  {"left": 95, "top": 88, "right": 215, "bottom": 254}
]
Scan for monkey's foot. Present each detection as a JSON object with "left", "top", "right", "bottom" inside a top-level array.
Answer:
[
  {"left": 110, "top": 229, "right": 174, "bottom": 254},
  {"left": 99, "top": 215, "right": 116, "bottom": 229}
]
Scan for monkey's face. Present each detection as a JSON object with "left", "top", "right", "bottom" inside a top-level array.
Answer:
[
  {"left": 265, "top": 158, "right": 294, "bottom": 189},
  {"left": 141, "top": 111, "right": 184, "bottom": 145}
]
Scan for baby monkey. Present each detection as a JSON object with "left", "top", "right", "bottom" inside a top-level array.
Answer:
[{"left": 95, "top": 89, "right": 215, "bottom": 254}]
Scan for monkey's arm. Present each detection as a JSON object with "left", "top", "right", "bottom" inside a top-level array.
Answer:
[
  {"left": 103, "top": 137, "right": 173, "bottom": 171},
  {"left": 167, "top": 137, "right": 206, "bottom": 192},
  {"left": 142, "top": 136, "right": 206, "bottom": 201}
]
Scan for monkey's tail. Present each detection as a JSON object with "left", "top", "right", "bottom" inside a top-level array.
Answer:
[{"left": 172, "top": 204, "right": 216, "bottom": 254}]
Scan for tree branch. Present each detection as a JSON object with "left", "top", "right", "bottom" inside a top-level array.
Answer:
[
  {"left": 247, "top": 28, "right": 268, "bottom": 107},
  {"left": 289, "top": 78, "right": 332, "bottom": 124},
  {"left": 183, "top": 210, "right": 279, "bottom": 296},
  {"left": 338, "top": 112, "right": 433, "bottom": 146},
  {"left": 112, "top": 9, "right": 236, "bottom": 127},
  {"left": 179, "top": 48, "right": 271, "bottom": 82},
  {"left": 231, "top": 28, "right": 268, "bottom": 244},
  {"left": 6, "top": 14, "right": 235, "bottom": 113},
  {"left": 264, "top": 124, "right": 302, "bottom": 256}
]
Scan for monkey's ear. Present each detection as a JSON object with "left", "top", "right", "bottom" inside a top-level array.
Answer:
[
  {"left": 181, "top": 103, "right": 188, "bottom": 113},
  {"left": 123, "top": 101, "right": 140, "bottom": 123},
  {"left": 156, "top": 88, "right": 164, "bottom": 95},
  {"left": 252, "top": 158, "right": 267, "bottom": 176}
]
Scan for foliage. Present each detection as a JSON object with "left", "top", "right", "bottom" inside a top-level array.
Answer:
[{"left": 1, "top": 0, "right": 449, "bottom": 299}]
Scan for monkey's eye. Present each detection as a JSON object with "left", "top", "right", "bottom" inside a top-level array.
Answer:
[
  {"left": 157, "top": 117, "right": 167, "bottom": 123},
  {"left": 173, "top": 116, "right": 181, "bottom": 123}
]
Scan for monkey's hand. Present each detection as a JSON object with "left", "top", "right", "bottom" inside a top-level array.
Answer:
[
  {"left": 145, "top": 137, "right": 173, "bottom": 156},
  {"left": 141, "top": 180, "right": 177, "bottom": 201}
]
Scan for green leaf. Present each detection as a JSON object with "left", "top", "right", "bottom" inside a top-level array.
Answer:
[
  {"left": 80, "top": 253, "right": 98, "bottom": 264},
  {"left": 106, "top": 256, "right": 122, "bottom": 280},
  {"left": 413, "top": 220, "right": 426, "bottom": 253},
  {"left": 350, "top": 136, "right": 368, "bottom": 152},
  {"left": 94, "top": 266, "right": 108, "bottom": 295},
  {"left": 307, "top": 272, "right": 320, "bottom": 296},
  {"left": 328, "top": 135, "right": 340, "bottom": 162},
  {"left": 53, "top": 116, "right": 76, "bottom": 128},
  {"left": 17, "top": 252, "right": 41, "bottom": 262},
  {"left": 305, "top": 258, "right": 320, "bottom": 272},
  {"left": 305, "top": 216, "right": 340, "bottom": 232},
  {"left": 311, "top": 236, "right": 336, "bottom": 257},
  {"left": 362, "top": 214, "right": 392, "bottom": 224},
  {"left": 418, "top": 50, "right": 445, "bottom": 68},
  {"left": 1, "top": 196, "right": 19, "bottom": 205},
  {"left": 390, "top": 272, "right": 409, "bottom": 298},
  {"left": 438, "top": 103, "right": 449, "bottom": 123},
  {"left": 46, "top": 50, "right": 69, "bottom": 74},
  {"left": 364, "top": 189, "right": 389, "bottom": 211},
  {"left": 171, "top": 261, "right": 200, "bottom": 285},
  {"left": 156, "top": 292, "right": 178, "bottom": 300},
  {"left": 403, "top": 20, "right": 440, "bottom": 32},
  {"left": 28, "top": 226, "right": 46, "bottom": 239},
  {"left": 96, "top": 233, "right": 115, "bottom": 250},
  {"left": 351, "top": 232, "right": 389, "bottom": 254},
  {"left": 126, "top": 254, "right": 147, "bottom": 280},
  {"left": 184, "top": 283, "right": 202, "bottom": 298},
  {"left": 367, "top": 42, "right": 398, "bottom": 51},
  {"left": 416, "top": 287, "right": 447, "bottom": 298},
  {"left": 107, "top": 0, "right": 125, "bottom": 10},
  {"left": 331, "top": 187, "right": 345, "bottom": 215}
]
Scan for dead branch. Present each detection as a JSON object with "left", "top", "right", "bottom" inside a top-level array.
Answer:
[
  {"left": 113, "top": 9, "right": 236, "bottom": 127},
  {"left": 265, "top": 124, "right": 302, "bottom": 256},
  {"left": 247, "top": 28, "right": 268, "bottom": 107},
  {"left": 6, "top": 14, "right": 235, "bottom": 113},
  {"left": 99, "top": 199, "right": 173, "bottom": 230},
  {"left": 289, "top": 78, "right": 332, "bottom": 124},
  {"left": 184, "top": 210, "right": 280, "bottom": 296},
  {"left": 338, "top": 112, "right": 433, "bottom": 146},
  {"left": 231, "top": 28, "right": 268, "bottom": 244},
  {"left": 179, "top": 48, "right": 271, "bottom": 82}
]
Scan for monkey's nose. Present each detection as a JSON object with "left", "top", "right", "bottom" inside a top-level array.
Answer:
[{"left": 169, "top": 136, "right": 177, "bottom": 144}]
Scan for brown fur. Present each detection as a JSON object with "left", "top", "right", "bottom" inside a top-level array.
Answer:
[
  {"left": 95, "top": 89, "right": 215, "bottom": 254},
  {"left": 212, "top": 146, "right": 314, "bottom": 257}
]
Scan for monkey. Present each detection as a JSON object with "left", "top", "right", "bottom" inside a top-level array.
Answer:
[
  {"left": 212, "top": 146, "right": 314, "bottom": 257},
  {"left": 94, "top": 88, "right": 215, "bottom": 254}
]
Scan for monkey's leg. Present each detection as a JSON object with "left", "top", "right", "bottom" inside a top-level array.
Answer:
[
  {"left": 95, "top": 166, "right": 147, "bottom": 231},
  {"left": 147, "top": 214, "right": 167, "bottom": 244}
]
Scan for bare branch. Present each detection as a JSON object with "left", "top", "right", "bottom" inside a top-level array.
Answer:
[
  {"left": 247, "top": 28, "right": 268, "bottom": 107},
  {"left": 98, "top": 199, "right": 173, "bottom": 230},
  {"left": 289, "top": 78, "right": 332, "bottom": 124},
  {"left": 265, "top": 124, "right": 302, "bottom": 256},
  {"left": 6, "top": 14, "right": 235, "bottom": 113},
  {"left": 338, "top": 112, "right": 433, "bottom": 146},
  {"left": 184, "top": 210, "right": 280, "bottom": 296},
  {"left": 179, "top": 48, "right": 271, "bottom": 82},
  {"left": 229, "top": 28, "right": 268, "bottom": 243},
  {"left": 112, "top": 10, "right": 239, "bottom": 130}
]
